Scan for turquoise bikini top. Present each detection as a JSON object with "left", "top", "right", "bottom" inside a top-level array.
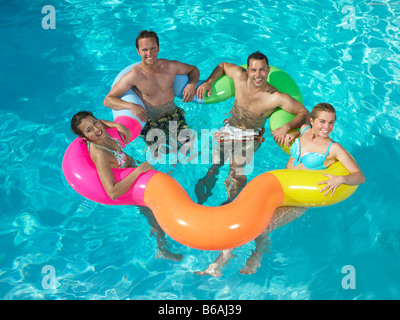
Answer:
[{"left": 290, "top": 126, "right": 334, "bottom": 170}]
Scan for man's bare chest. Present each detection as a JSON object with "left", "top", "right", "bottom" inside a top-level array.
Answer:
[
  {"left": 235, "top": 95, "right": 275, "bottom": 118},
  {"left": 135, "top": 73, "right": 174, "bottom": 96}
]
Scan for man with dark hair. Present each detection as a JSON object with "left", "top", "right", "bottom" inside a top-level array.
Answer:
[
  {"left": 246, "top": 51, "right": 268, "bottom": 68},
  {"left": 193, "top": 52, "right": 309, "bottom": 277},
  {"left": 104, "top": 30, "right": 199, "bottom": 152},
  {"left": 195, "top": 51, "right": 309, "bottom": 205},
  {"left": 135, "top": 30, "right": 159, "bottom": 49}
]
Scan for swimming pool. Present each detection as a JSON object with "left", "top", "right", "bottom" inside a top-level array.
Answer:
[{"left": 1, "top": 0, "right": 400, "bottom": 300}]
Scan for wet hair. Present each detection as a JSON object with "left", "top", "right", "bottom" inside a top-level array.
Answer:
[
  {"left": 310, "top": 103, "right": 336, "bottom": 120},
  {"left": 136, "top": 30, "right": 159, "bottom": 49},
  {"left": 71, "top": 111, "right": 95, "bottom": 137},
  {"left": 247, "top": 51, "right": 269, "bottom": 67}
]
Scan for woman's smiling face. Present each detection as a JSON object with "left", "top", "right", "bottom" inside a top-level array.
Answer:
[
  {"left": 77, "top": 115, "right": 106, "bottom": 141},
  {"left": 310, "top": 111, "right": 336, "bottom": 138}
]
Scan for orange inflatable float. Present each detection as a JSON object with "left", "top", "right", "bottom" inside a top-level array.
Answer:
[{"left": 144, "top": 172, "right": 284, "bottom": 250}]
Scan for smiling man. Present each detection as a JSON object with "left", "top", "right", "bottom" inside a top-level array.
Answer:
[
  {"left": 194, "top": 51, "right": 309, "bottom": 277},
  {"left": 104, "top": 30, "right": 200, "bottom": 152},
  {"left": 195, "top": 51, "right": 309, "bottom": 206}
]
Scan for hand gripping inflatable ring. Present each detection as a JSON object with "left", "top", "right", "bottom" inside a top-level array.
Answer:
[{"left": 63, "top": 62, "right": 358, "bottom": 250}]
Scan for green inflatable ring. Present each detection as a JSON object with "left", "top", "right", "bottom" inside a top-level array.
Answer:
[{"left": 203, "top": 64, "right": 303, "bottom": 154}]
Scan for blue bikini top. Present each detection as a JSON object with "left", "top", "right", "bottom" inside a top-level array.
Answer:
[{"left": 290, "top": 126, "right": 334, "bottom": 170}]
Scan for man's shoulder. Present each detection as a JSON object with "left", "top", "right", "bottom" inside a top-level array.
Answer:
[
  {"left": 156, "top": 58, "right": 170, "bottom": 64},
  {"left": 159, "top": 58, "right": 186, "bottom": 70},
  {"left": 264, "top": 82, "right": 280, "bottom": 93},
  {"left": 251, "top": 83, "right": 280, "bottom": 100},
  {"left": 262, "top": 85, "right": 288, "bottom": 101},
  {"left": 124, "top": 63, "right": 148, "bottom": 81},
  {"left": 124, "top": 64, "right": 141, "bottom": 77},
  {"left": 228, "top": 63, "right": 247, "bottom": 79},
  {"left": 157, "top": 58, "right": 178, "bottom": 67},
  {"left": 252, "top": 85, "right": 288, "bottom": 111}
]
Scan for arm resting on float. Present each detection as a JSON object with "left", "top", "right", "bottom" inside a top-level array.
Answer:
[
  {"left": 103, "top": 72, "right": 147, "bottom": 122},
  {"left": 182, "top": 65, "right": 200, "bottom": 102},
  {"left": 92, "top": 149, "right": 151, "bottom": 200},
  {"left": 271, "top": 93, "right": 310, "bottom": 145},
  {"left": 319, "top": 170, "right": 365, "bottom": 197},
  {"left": 187, "top": 65, "right": 200, "bottom": 84},
  {"left": 284, "top": 129, "right": 301, "bottom": 147},
  {"left": 330, "top": 143, "right": 365, "bottom": 185},
  {"left": 318, "top": 143, "right": 365, "bottom": 196},
  {"left": 339, "top": 171, "right": 365, "bottom": 186},
  {"left": 172, "top": 61, "right": 200, "bottom": 102},
  {"left": 100, "top": 119, "right": 131, "bottom": 144},
  {"left": 196, "top": 62, "right": 241, "bottom": 99}
]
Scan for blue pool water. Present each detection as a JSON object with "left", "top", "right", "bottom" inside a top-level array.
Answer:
[{"left": 1, "top": 0, "right": 400, "bottom": 300}]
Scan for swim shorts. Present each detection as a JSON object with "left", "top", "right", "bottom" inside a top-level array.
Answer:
[
  {"left": 212, "top": 124, "right": 264, "bottom": 167},
  {"left": 140, "top": 105, "right": 191, "bottom": 154}
]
